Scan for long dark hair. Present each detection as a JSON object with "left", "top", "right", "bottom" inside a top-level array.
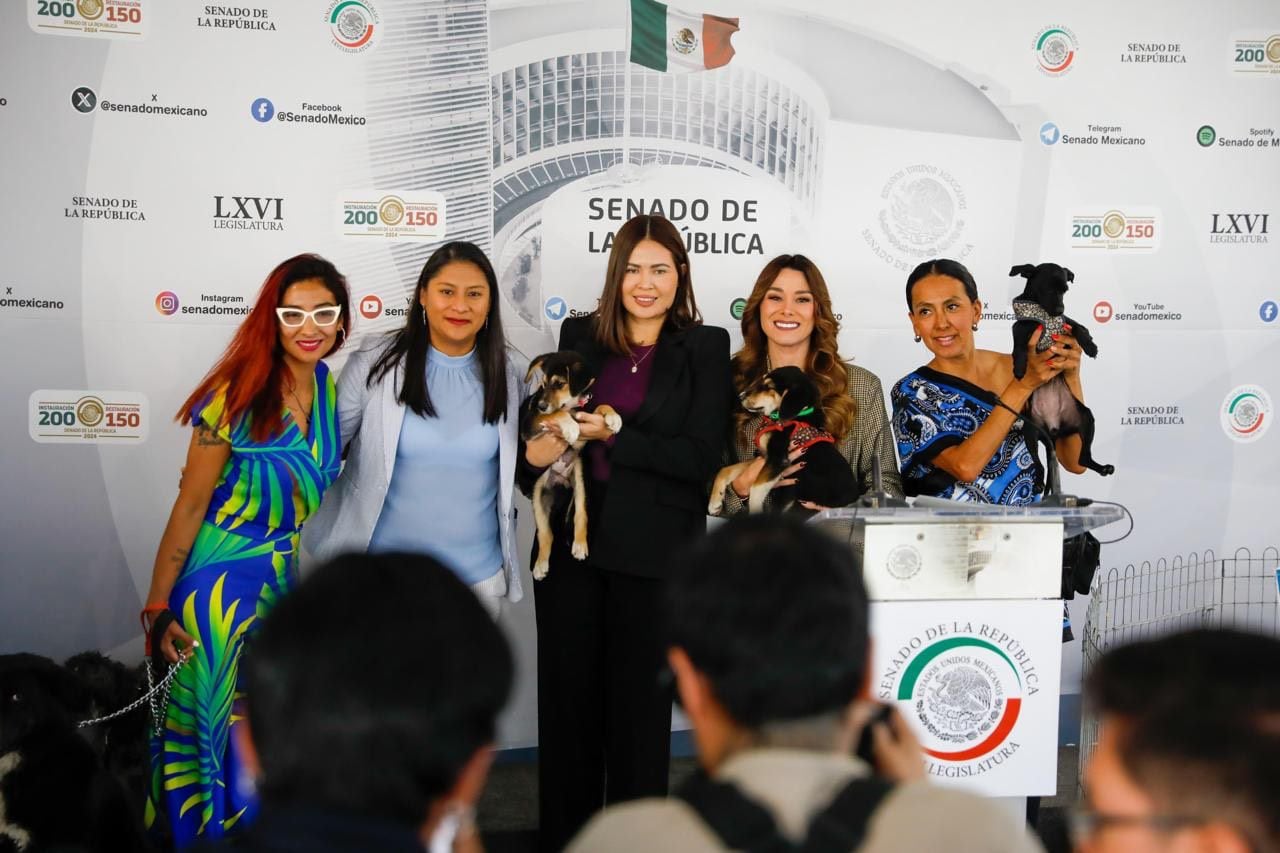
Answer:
[
  {"left": 368, "top": 242, "right": 508, "bottom": 424},
  {"left": 179, "top": 254, "right": 350, "bottom": 442},
  {"left": 594, "top": 215, "right": 701, "bottom": 355},
  {"left": 732, "top": 254, "right": 855, "bottom": 441}
]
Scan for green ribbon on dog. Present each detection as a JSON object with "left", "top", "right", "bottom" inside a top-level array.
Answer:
[{"left": 770, "top": 405, "right": 815, "bottom": 421}]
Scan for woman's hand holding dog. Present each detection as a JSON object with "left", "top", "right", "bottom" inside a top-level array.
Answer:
[
  {"left": 571, "top": 410, "right": 617, "bottom": 442},
  {"left": 526, "top": 432, "right": 570, "bottom": 467},
  {"left": 729, "top": 449, "right": 805, "bottom": 499},
  {"left": 1016, "top": 326, "right": 1077, "bottom": 390},
  {"left": 1051, "top": 326, "right": 1083, "bottom": 379}
]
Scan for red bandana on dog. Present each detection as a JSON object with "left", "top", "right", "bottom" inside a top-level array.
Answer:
[{"left": 756, "top": 416, "right": 836, "bottom": 454}]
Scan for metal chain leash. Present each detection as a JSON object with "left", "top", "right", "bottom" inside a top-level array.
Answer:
[{"left": 76, "top": 657, "right": 187, "bottom": 737}]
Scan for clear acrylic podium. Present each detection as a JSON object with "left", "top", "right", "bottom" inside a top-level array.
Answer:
[{"left": 810, "top": 502, "right": 1123, "bottom": 799}]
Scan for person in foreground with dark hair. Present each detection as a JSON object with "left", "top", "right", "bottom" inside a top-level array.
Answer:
[
  {"left": 305, "top": 241, "right": 527, "bottom": 616},
  {"left": 210, "top": 551, "right": 514, "bottom": 853},
  {"left": 1076, "top": 628, "right": 1280, "bottom": 853},
  {"left": 569, "top": 515, "right": 1044, "bottom": 852}
]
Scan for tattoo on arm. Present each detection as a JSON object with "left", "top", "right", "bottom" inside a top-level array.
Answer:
[
  {"left": 195, "top": 424, "right": 228, "bottom": 447},
  {"left": 169, "top": 546, "right": 190, "bottom": 566}
]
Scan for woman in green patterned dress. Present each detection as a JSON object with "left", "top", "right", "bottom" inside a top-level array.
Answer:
[{"left": 139, "top": 254, "right": 350, "bottom": 846}]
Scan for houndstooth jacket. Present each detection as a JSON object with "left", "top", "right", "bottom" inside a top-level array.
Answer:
[{"left": 714, "top": 362, "right": 904, "bottom": 515}]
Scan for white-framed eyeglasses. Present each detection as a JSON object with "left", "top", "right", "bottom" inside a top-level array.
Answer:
[{"left": 276, "top": 306, "right": 343, "bottom": 328}]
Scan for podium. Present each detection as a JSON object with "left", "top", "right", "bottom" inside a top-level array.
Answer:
[{"left": 810, "top": 502, "right": 1122, "bottom": 798}]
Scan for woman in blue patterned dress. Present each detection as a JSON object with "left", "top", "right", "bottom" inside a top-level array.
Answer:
[
  {"left": 139, "top": 254, "right": 349, "bottom": 846},
  {"left": 891, "top": 259, "right": 1090, "bottom": 504}
]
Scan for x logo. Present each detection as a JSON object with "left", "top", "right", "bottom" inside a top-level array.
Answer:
[
  {"left": 151, "top": 94, "right": 158, "bottom": 102},
  {"left": 5, "top": 288, "right": 12, "bottom": 295},
  {"left": 72, "top": 87, "right": 96, "bottom": 113}
]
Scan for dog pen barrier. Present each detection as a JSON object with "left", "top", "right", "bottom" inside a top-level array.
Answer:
[{"left": 1077, "top": 546, "right": 1280, "bottom": 789}]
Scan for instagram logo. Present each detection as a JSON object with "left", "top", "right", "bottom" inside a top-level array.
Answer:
[
  {"left": 359, "top": 294, "right": 383, "bottom": 319},
  {"left": 155, "top": 291, "right": 180, "bottom": 315}
]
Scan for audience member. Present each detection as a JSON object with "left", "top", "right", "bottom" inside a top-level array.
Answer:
[
  {"left": 569, "top": 514, "right": 1044, "bottom": 852},
  {"left": 1077, "top": 628, "right": 1280, "bottom": 853},
  {"left": 209, "top": 551, "right": 514, "bottom": 853}
]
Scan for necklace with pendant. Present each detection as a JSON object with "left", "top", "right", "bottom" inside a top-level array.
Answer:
[
  {"left": 629, "top": 343, "right": 655, "bottom": 374},
  {"left": 286, "top": 385, "right": 311, "bottom": 428}
]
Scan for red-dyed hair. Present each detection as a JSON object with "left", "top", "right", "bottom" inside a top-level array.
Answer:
[{"left": 177, "top": 254, "right": 350, "bottom": 442}]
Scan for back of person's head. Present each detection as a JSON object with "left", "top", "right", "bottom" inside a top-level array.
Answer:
[
  {"left": 665, "top": 514, "right": 869, "bottom": 730},
  {"left": 244, "top": 552, "right": 514, "bottom": 824},
  {"left": 1084, "top": 628, "right": 1280, "bottom": 852}
]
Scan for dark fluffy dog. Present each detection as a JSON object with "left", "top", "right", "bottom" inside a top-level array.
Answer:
[
  {"left": 1010, "top": 262, "right": 1114, "bottom": 480},
  {"left": 64, "top": 652, "right": 150, "bottom": 817},
  {"left": 0, "top": 653, "right": 150, "bottom": 853},
  {"left": 521, "top": 351, "right": 622, "bottom": 579},
  {"left": 709, "top": 366, "right": 859, "bottom": 514}
]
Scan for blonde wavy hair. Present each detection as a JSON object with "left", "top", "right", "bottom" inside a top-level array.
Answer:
[{"left": 731, "top": 254, "right": 856, "bottom": 441}]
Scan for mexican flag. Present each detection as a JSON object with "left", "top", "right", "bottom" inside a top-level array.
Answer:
[{"left": 629, "top": 0, "right": 739, "bottom": 73}]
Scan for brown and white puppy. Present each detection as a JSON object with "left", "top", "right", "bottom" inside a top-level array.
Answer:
[
  {"left": 521, "top": 352, "right": 622, "bottom": 579},
  {"left": 709, "top": 366, "right": 858, "bottom": 515}
]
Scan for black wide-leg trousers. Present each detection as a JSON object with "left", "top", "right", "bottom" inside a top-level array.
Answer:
[{"left": 533, "top": 532, "right": 673, "bottom": 853}]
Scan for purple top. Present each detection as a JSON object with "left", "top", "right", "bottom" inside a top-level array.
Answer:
[{"left": 586, "top": 343, "right": 656, "bottom": 482}]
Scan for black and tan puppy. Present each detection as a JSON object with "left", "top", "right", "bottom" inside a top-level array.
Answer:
[
  {"left": 709, "top": 366, "right": 859, "bottom": 514},
  {"left": 521, "top": 352, "right": 622, "bottom": 579},
  {"left": 1010, "top": 262, "right": 1114, "bottom": 479}
]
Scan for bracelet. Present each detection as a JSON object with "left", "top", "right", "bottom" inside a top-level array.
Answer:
[
  {"left": 140, "top": 602, "right": 169, "bottom": 633},
  {"left": 993, "top": 396, "right": 1024, "bottom": 419}
]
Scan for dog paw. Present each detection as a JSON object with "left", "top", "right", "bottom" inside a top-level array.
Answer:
[
  {"left": 533, "top": 562, "right": 549, "bottom": 580},
  {"left": 603, "top": 412, "right": 622, "bottom": 434},
  {"left": 571, "top": 541, "right": 588, "bottom": 560},
  {"left": 561, "top": 419, "right": 580, "bottom": 444},
  {"left": 707, "top": 497, "right": 723, "bottom": 515},
  {"left": 1099, "top": 464, "right": 1115, "bottom": 476}
]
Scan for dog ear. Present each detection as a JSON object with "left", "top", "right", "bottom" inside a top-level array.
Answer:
[
  {"left": 525, "top": 355, "right": 546, "bottom": 388},
  {"left": 1009, "top": 264, "right": 1036, "bottom": 279},
  {"left": 1062, "top": 267, "right": 1075, "bottom": 283}
]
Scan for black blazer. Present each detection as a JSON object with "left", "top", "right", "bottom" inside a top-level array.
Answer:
[{"left": 519, "top": 314, "right": 732, "bottom": 578}]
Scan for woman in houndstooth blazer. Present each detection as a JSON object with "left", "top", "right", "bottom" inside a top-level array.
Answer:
[{"left": 713, "top": 254, "right": 903, "bottom": 514}]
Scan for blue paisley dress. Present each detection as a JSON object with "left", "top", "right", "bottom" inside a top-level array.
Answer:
[
  {"left": 890, "top": 366, "right": 1043, "bottom": 505},
  {"left": 146, "top": 362, "right": 340, "bottom": 846}
]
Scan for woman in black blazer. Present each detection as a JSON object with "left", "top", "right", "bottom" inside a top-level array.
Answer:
[{"left": 520, "top": 214, "right": 732, "bottom": 851}]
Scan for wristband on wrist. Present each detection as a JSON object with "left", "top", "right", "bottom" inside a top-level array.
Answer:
[{"left": 140, "top": 602, "right": 169, "bottom": 633}]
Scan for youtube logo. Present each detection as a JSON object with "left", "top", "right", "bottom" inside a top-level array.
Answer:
[
  {"left": 1093, "top": 301, "right": 1113, "bottom": 323},
  {"left": 360, "top": 294, "right": 383, "bottom": 320}
]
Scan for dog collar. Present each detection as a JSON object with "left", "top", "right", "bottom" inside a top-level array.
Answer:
[{"left": 769, "top": 405, "right": 814, "bottom": 421}]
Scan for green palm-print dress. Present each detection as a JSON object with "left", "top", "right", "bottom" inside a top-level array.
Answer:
[{"left": 146, "top": 362, "right": 339, "bottom": 846}]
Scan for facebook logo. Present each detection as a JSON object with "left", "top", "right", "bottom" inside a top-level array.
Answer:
[
  {"left": 1261, "top": 301, "right": 1278, "bottom": 323},
  {"left": 1040, "top": 122, "right": 1060, "bottom": 145},
  {"left": 251, "top": 97, "right": 275, "bottom": 123},
  {"left": 544, "top": 297, "right": 567, "bottom": 321}
]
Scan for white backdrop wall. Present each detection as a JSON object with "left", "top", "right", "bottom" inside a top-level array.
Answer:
[{"left": 2, "top": 0, "right": 1277, "bottom": 751}]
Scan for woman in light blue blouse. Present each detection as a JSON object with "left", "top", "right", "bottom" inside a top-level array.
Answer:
[{"left": 305, "top": 242, "right": 528, "bottom": 614}]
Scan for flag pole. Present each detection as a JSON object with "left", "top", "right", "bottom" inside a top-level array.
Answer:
[{"left": 623, "top": 0, "right": 633, "bottom": 167}]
